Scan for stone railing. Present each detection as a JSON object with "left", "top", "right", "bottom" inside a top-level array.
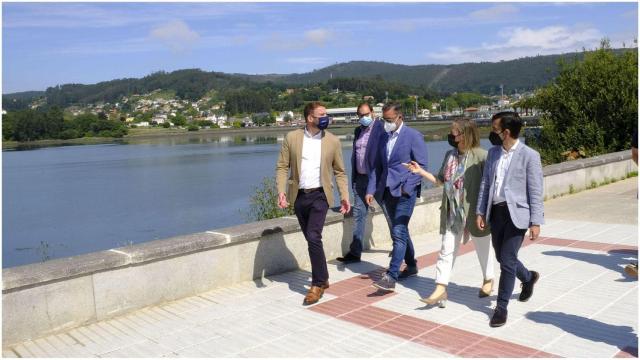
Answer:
[{"left": 2, "top": 150, "right": 634, "bottom": 346}]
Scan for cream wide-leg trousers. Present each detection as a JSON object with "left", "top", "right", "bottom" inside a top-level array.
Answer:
[{"left": 434, "top": 230, "right": 494, "bottom": 285}]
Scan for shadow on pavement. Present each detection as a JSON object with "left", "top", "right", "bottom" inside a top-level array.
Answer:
[
  {"left": 253, "top": 230, "right": 312, "bottom": 295},
  {"left": 400, "top": 276, "right": 496, "bottom": 318},
  {"left": 525, "top": 311, "right": 638, "bottom": 354},
  {"left": 542, "top": 249, "right": 638, "bottom": 282}
]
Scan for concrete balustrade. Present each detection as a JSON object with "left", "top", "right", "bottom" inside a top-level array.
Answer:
[{"left": 2, "top": 150, "right": 634, "bottom": 346}]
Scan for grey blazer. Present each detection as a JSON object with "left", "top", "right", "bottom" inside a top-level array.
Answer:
[{"left": 476, "top": 142, "right": 544, "bottom": 230}]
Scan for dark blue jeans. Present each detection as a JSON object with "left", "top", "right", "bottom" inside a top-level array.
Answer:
[
  {"left": 379, "top": 187, "right": 418, "bottom": 280},
  {"left": 349, "top": 174, "right": 370, "bottom": 257},
  {"left": 490, "top": 204, "right": 532, "bottom": 310}
]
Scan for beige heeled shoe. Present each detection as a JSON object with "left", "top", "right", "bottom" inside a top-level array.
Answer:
[
  {"left": 479, "top": 278, "right": 494, "bottom": 298},
  {"left": 420, "top": 284, "right": 448, "bottom": 308}
]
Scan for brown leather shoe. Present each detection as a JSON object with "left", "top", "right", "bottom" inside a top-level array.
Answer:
[
  {"left": 320, "top": 281, "right": 330, "bottom": 289},
  {"left": 303, "top": 286, "right": 324, "bottom": 305}
]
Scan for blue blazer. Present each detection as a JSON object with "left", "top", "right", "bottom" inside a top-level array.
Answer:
[
  {"left": 367, "top": 123, "right": 428, "bottom": 198},
  {"left": 350, "top": 120, "right": 385, "bottom": 184}
]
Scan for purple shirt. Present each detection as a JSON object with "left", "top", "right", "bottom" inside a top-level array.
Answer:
[{"left": 355, "top": 124, "right": 373, "bottom": 175}]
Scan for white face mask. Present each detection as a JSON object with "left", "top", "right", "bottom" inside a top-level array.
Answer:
[{"left": 384, "top": 120, "right": 397, "bottom": 133}]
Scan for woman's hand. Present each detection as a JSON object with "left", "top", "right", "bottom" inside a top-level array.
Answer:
[
  {"left": 402, "top": 161, "right": 422, "bottom": 173},
  {"left": 403, "top": 161, "right": 438, "bottom": 184}
]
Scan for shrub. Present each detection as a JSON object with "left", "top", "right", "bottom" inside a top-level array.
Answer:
[{"left": 246, "top": 176, "right": 295, "bottom": 221}]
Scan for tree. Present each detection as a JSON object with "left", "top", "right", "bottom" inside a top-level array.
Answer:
[
  {"left": 530, "top": 40, "right": 638, "bottom": 164},
  {"left": 171, "top": 114, "right": 187, "bottom": 126}
]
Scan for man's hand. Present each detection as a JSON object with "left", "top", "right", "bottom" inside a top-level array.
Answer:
[
  {"left": 339, "top": 199, "right": 351, "bottom": 215},
  {"left": 277, "top": 192, "right": 289, "bottom": 209},
  {"left": 476, "top": 215, "right": 486, "bottom": 231},
  {"left": 365, "top": 194, "right": 374, "bottom": 206},
  {"left": 528, "top": 225, "right": 540, "bottom": 241}
]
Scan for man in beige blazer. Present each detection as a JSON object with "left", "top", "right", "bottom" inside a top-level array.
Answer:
[{"left": 276, "top": 101, "right": 351, "bottom": 305}]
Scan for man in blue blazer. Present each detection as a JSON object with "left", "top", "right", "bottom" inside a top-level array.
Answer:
[
  {"left": 476, "top": 111, "right": 544, "bottom": 327},
  {"left": 365, "top": 103, "right": 428, "bottom": 291},
  {"left": 337, "top": 103, "right": 386, "bottom": 263}
]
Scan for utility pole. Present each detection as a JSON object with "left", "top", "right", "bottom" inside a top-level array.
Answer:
[
  {"left": 385, "top": 91, "right": 388, "bottom": 103},
  {"left": 414, "top": 95, "right": 418, "bottom": 120}
]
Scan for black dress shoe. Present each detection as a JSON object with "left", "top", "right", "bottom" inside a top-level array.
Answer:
[
  {"left": 398, "top": 266, "right": 418, "bottom": 280},
  {"left": 336, "top": 253, "right": 361, "bottom": 263},
  {"left": 490, "top": 306, "right": 508, "bottom": 327},
  {"left": 519, "top": 271, "right": 539, "bottom": 302}
]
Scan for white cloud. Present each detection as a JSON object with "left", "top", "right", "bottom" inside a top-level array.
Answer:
[
  {"left": 3, "top": 3, "right": 272, "bottom": 29},
  {"left": 427, "top": 25, "right": 603, "bottom": 63},
  {"left": 470, "top": 5, "right": 519, "bottom": 19},
  {"left": 501, "top": 26, "right": 601, "bottom": 50},
  {"left": 427, "top": 26, "right": 603, "bottom": 63},
  {"left": 150, "top": 20, "right": 200, "bottom": 53}
]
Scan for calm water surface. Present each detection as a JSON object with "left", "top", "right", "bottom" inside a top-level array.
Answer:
[{"left": 3, "top": 132, "right": 491, "bottom": 267}]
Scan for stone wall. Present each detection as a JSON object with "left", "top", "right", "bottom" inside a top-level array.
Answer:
[{"left": 2, "top": 150, "right": 634, "bottom": 346}]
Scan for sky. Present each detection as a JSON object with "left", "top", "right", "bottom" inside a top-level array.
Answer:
[{"left": 2, "top": 2, "right": 638, "bottom": 93}]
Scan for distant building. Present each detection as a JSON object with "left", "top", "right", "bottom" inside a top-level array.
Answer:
[
  {"left": 498, "top": 98, "right": 511, "bottom": 108},
  {"left": 325, "top": 106, "right": 383, "bottom": 123},
  {"left": 276, "top": 111, "right": 294, "bottom": 125},
  {"left": 152, "top": 114, "right": 168, "bottom": 124}
]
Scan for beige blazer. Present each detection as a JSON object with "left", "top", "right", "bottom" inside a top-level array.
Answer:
[{"left": 276, "top": 128, "right": 349, "bottom": 206}]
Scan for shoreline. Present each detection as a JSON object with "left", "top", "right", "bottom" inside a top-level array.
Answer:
[{"left": 2, "top": 121, "right": 489, "bottom": 150}]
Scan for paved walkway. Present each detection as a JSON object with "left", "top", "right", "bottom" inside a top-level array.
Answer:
[{"left": 4, "top": 179, "right": 638, "bottom": 358}]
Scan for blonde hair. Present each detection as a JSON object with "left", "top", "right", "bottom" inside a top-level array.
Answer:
[{"left": 453, "top": 118, "right": 480, "bottom": 150}]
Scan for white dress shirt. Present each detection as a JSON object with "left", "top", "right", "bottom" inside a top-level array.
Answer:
[
  {"left": 299, "top": 127, "right": 322, "bottom": 189},
  {"left": 493, "top": 139, "right": 520, "bottom": 204},
  {"left": 386, "top": 121, "right": 404, "bottom": 161}
]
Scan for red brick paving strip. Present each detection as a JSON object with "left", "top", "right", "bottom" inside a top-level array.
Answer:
[{"left": 311, "top": 237, "right": 637, "bottom": 357}]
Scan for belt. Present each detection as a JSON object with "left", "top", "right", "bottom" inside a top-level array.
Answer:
[
  {"left": 300, "top": 187, "right": 323, "bottom": 194},
  {"left": 493, "top": 201, "right": 508, "bottom": 207}
]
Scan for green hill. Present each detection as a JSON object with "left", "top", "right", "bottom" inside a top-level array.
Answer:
[{"left": 3, "top": 48, "right": 635, "bottom": 110}]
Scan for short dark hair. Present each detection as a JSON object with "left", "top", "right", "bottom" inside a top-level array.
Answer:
[
  {"left": 303, "top": 101, "right": 325, "bottom": 120},
  {"left": 492, "top": 111, "right": 523, "bottom": 138},
  {"left": 382, "top": 103, "right": 402, "bottom": 115},
  {"left": 357, "top": 102, "right": 373, "bottom": 115}
]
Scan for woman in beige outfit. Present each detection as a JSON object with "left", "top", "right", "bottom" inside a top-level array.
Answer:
[{"left": 404, "top": 119, "right": 494, "bottom": 307}]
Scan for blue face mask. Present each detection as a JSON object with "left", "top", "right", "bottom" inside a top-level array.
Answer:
[
  {"left": 317, "top": 116, "right": 330, "bottom": 130},
  {"left": 359, "top": 116, "right": 373, "bottom": 127}
]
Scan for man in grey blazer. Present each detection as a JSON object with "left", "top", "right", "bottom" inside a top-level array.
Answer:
[{"left": 476, "top": 111, "right": 544, "bottom": 327}]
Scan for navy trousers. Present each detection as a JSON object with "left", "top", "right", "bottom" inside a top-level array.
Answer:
[
  {"left": 294, "top": 190, "right": 330, "bottom": 287},
  {"left": 490, "top": 204, "right": 533, "bottom": 310}
]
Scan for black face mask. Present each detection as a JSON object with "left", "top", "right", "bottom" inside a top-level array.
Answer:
[
  {"left": 447, "top": 134, "right": 459, "bottom": 148},
  {"left": 489, "top": 131, "right": 503, "bottom": 146}
]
